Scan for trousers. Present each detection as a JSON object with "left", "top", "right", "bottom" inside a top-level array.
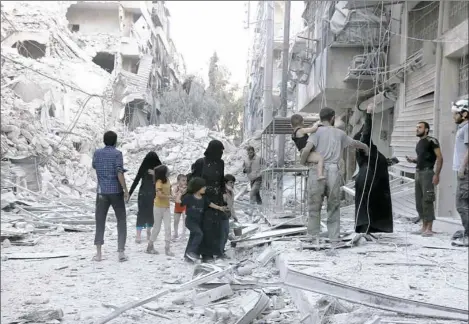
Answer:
[
  {"left": 306, "top": 164, "right": 342, "bottom": 242},
  {"left": 94, "top": 193, "right": 127, "bottom": 252},
  {"left": 150, "top": 206, "right": 171, "bottom": 243},
  {"left": 185, "top": 216, "right": 203, "bottom": 255},
  {"left": 415, "top": 169, "right": 436, "bottom": 222},
  {"left": 456, "top": 172, "right": 469, "bottom": 236},
  {"left": 250, "top": 178, "right": 262, "bottom": 205}
]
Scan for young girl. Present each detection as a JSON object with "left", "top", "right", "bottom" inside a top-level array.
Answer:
[
  {"left": 147, "top": 165, "right": 174, "bottom": 256},
  {"left": 181, "top": 177, "right": 227, "bottom": 262},
  {"left": 172, "top": 174, "right": 187, "bottom": 240}
]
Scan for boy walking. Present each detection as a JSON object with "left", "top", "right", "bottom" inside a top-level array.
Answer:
[{"left": 92, "top": 131, "right": 129, "bottom": 262}]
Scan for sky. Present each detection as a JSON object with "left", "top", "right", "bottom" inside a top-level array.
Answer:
[{"left": 165, "top": 1, "right": 251, "bottom": 88}]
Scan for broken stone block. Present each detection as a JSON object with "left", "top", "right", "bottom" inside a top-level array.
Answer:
[
  {"left": 2, "top": 239, "right": 11, "bottom": 248},
  {"left": 237, "top": 264, "right": 255, "bottom": 276},
  {"left": 18, "top": 308, "right": 64, "bottom": 322},
  {"left": 24, "top": 297, "right": 50, "bottom": 305},
  {"left": 194, "top": 284, "right": 233, "bottom": 306}
]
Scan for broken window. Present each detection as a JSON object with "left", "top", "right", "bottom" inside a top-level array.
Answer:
[
  {"left": 73, "top": 142, "right": 82, "bottom": 152},
  {"left": 70, "top": 24, "right": 80, "bottom": 32},
  {"left": 92, "top": 52, "right": 115, "bottom": 73},
  {"left": 12, "top": 40, "right": 46, "bottom": 59},
  {"left": 407, "top": 2, "right": 439, "bottom": 58}
]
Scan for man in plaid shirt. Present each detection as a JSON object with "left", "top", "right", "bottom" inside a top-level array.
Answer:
[{"left": 92, "top": 131, "right": 129, "bottom": 262}]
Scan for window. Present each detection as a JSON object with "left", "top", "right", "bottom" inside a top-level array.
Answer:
[
  {"left": 407, "top": 2, "right": 439, "bottom": 58},
  {"left": 70, "top": 24, "right": 80, "bottom": 32}
]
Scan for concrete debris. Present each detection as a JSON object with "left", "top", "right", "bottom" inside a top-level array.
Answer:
[
  {"left": 13, "top": 308, "right": 64, "bottom": 323},
  {"left": 194, "top": 284, "right": 234, "bottom": 306}
]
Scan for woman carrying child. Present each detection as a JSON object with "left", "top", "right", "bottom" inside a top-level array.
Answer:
[
  {"left": 172, "top": 174, "right": 187, "bottom": 240},
  {"left": 147, "top": 165, "right": 174, "bottom": 256},
  {"left": 181, "top": 177, "right": 227, "bottom": 262},
  {"left": 128, "top": 151, "right": 162, "bottom": 243}
]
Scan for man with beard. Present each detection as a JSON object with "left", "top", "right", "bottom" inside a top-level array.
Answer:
[
  {"left": 451, "top": 99, "right": 469, "bottom": 246},
  {"left": 406, "top": 122, "right": 443, "bottom": 237},
  {"left": 300, "top": 107, "right": 369, "bottom": 245}
]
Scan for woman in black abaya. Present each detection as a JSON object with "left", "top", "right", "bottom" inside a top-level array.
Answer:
[
  {"left": 191, "top": 140, "right": 227, "bottom": 260},
  {"left": 353, "top": 105, "right": 393, "bottom": 234},
  {"left": 128, "top": 151, "right": 162, "bottom": 243}
]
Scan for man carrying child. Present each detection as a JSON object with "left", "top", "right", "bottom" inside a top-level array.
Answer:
[{"left": 300, "top": 107, "right": 369, "bottom": 244}]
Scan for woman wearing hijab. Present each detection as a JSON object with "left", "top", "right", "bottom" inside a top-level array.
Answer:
[
  {"left": 190, "top": 140, "right": 227, "bottom": 261},
  {"left": 353, "top": 104, "right": 393, "bottom": 234},
  {"left": 129, "top": 151, "right": 162, "bottom": 243}
]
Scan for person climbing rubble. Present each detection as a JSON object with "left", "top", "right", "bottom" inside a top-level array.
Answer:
[
  {"left": 451, "top": 99, "right": 469, "bottom": 247},
  {"left": 92, "top": 131, "right": 129, "bottom": 262},
  {"left": 300, "top": 107, "right": 369, "bottom": 245},
  {"left": 243, "top": 146, "right": 264, "bottom": 221}
]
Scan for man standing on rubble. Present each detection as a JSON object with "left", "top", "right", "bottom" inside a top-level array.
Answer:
[
  {"left": 92, "top": 131, "right": 129, "bottom": 262},
  {"left": 300, "top": 107, "right": 369, "bottom": 244},
  {"left": 405, "top": 121, "right": 443, "bottom": 237},
  {"left": 243, "top": 146, "right": 264, "bottom": 220},
  {"left": 451, "top": 99, "right": 469, "bottom": 246}
]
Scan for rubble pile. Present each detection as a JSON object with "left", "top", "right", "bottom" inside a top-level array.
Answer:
[{"left": 119, "top": 123, "right": 253, "bottom": 182}]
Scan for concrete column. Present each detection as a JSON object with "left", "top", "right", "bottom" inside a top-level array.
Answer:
[{"left": 436, "top": 58, "right": 459, "bottom": 218}]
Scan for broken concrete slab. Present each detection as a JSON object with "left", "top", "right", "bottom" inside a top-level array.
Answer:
[
  {"left": 194, "top": 284, "right": 233, "bottom": 306},
  {"left": 276, "top": 254, "right": 468, "bottom": 321},
  {"left": 235, "top": 290, "right": 270, "bottom": 324}
]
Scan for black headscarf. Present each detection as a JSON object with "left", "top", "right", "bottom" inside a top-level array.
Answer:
[
  {"left": 204, "top": 140, "right": 224, "bottom": 161},
  {"left": 129, "top": 151, "right": 162, "bottom": 197}
]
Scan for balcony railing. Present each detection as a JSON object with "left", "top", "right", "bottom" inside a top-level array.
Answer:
[
  {"left": 344, "top": 52, "right": 386, "bottom": 82},
  {"left": 331, "top": 11, "right": 389, "bottom": 47}
]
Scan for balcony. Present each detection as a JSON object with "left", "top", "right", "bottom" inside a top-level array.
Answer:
[
  {"left": 330, "top": 9, "right": 389, "bottom": 48},
  {"left": 296, "top": 47, "right": 376, "bottom": 113},
  {"left": 343, "top": 51, "right": 386, "bottom": 87}
]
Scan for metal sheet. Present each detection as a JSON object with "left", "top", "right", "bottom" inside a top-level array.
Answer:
[{"left": 278, "top": 255, "right": 468, "bottom": 321}]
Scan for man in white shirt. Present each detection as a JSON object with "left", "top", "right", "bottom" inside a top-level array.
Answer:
[{"left": 451, "top": 99, "right": 469, "bottom": 246}]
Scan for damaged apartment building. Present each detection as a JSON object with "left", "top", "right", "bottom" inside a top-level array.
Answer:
[
  {"left": 65, "top": 1, "right": 186, "bottom": 130},
  {"left": 243, "top": 1, "right": 304, "bottom": 138},
  {"left": 0, "top": 1, "right": 185, "bottom": 194},
  {"left": 285, "top": 1, "right": 468, "bottom": 230}
]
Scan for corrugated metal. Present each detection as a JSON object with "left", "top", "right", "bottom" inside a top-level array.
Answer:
[
  {"left": 404, "top": 63, "right": 436, "bottom": 102},
  {"left": 391, "top": 93, "right": 434, "bottom": 173}
]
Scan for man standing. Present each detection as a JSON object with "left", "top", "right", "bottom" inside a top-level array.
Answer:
[
  {"left": 300, "top": 107, "right": 369, "bottom": 244},
  {"left": 243, "top": 146, "right": 263, "bottom": 205},
  {"left": 406, "top": 121, "right": 443, "bottom": 237},
  {"left": 451, "top": 99, "right": 468, "bottom": 246},
  {"left": 92, "top": 131, "right": 129, "bottom": 262}
]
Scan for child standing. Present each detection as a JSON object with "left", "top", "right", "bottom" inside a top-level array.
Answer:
[
  {"left": 172, "top": 174, "right": 187, "bottom": 240},
  {"left": 181, "top": 177, "right": 227, "bottom": 262},
  {"left": 221, "top": 174, "right": 238, "bottom": 254},
  {"left": 147, "top": 165, "right": 174, "bottom": 256},
  {"left": 290, "top": 114, "right": 325, "bottom": 180}
]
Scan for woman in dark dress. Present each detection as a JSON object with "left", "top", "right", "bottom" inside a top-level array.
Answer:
[
  {"left": 353, "top": 106, "right": 393, "bottom": 234},
  {"left": 129, "top": 151, "right": 162, "bottom": 243},
  {"left": 191, "top": 140, "right": 227, "bottom": 260}
]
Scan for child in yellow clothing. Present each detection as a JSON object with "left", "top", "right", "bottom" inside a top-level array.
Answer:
[{"left": 147, "top": 165, "right": 174, "bottom": 256}]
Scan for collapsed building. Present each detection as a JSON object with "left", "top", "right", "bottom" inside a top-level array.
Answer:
[{"left": 0, "top": 1, "right": 185, "bottom": 194}]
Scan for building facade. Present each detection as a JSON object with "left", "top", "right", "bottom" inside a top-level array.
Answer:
[
  {"left": 288, "top": 0, "right": 468, "bottom": 221},
  {"left": 66, "top": 0, "right": 185, "bottom": 130}
]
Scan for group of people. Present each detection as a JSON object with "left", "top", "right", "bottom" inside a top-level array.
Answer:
[
  {"left": 91, "top": 132, "right": 242, "bottom": 262},
  {"left": 90, "top": 100, "right": 468, "bottom": 262},
  {"left": 292, "top": 100, "right": 468, "bottom": 246}
]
